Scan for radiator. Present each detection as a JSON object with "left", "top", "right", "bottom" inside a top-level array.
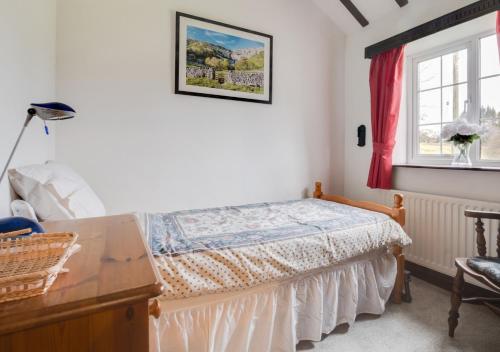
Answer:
[{"left": 384, "top": 191, "right": 500, "bottom": 277}]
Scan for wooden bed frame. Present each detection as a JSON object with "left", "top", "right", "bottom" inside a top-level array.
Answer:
[{"left": 313, "top": 181, "right": 406, "bottom": 304}]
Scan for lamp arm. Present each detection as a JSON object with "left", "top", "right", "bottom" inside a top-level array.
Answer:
[{"left": 0, "top": 112, "right": 36, "bottom": 185}]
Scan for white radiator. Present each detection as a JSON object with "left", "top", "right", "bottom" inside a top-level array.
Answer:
[{"left": 384, "top": 191, "right": 500, "bottom": 277}]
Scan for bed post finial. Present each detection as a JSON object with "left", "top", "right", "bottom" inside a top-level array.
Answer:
[
  {"left": 313, "top": 181, "right": 323, "bottom": 199},
  {"left": 392, "top": 193, "right": 405, "bottom": 227},
  {"left": 393, "top": 194, "right": 403, "bottom": 209}
]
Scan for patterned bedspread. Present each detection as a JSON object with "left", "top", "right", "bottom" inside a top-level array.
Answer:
[{"left": 145, "top": 198, "right": 411, "bottom": 299}]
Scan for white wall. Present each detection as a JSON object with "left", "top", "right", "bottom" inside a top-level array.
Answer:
[
  {"left": 343, "top": 0, "right": 500, "bottom": 204},
  {"left": 0, "top": 0, "right": 56, "bottom": 216},
  {"left": 55, "top": 0, "right": 345, "bottom": 214}
]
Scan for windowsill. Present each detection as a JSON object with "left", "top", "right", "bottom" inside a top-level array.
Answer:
[{"left": 393, "top": 164, "right": 500, "bottom": 172}]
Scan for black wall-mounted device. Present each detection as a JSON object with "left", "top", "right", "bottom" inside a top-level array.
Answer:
[{"left": 357, "top": 125, "right": 366, "bottom": 147}]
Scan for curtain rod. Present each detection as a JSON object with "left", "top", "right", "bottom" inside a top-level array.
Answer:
[{"left": 365, "top": 0, "right": 500, "bottom": 59}]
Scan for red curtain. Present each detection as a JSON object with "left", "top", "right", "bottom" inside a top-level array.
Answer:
[{"left": 367, "top": 46, "right": 405, "bottom": 190}]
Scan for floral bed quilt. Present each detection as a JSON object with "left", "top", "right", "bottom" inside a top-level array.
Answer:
[{"left": 145, "top": 198, "right": 411, "bottom": 299}]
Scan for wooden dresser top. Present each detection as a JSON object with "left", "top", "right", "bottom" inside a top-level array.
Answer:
[{"left": 0, "top": 214, "right": 163, "bottom": 335}]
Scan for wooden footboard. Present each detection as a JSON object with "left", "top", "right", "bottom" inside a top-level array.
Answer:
[{"left": 313, "top": 181, "right": 406, "bottom": 304}]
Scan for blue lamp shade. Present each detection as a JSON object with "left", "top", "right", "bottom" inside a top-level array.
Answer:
[
  {"left": 0, "top": 217, "right": 45, "bottom": 238},
  {"left": 0, "top": 101, "right": 76, "bottom": 187},
  {"left": 30, "top": 102, "right": 76, "bottom": 121}
]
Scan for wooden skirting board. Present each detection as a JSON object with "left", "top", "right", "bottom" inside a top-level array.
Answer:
[{"left": 406, "top": 261, "right": 498, "bottom": 298}]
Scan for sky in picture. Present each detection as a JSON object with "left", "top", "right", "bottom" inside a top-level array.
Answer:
[{"left": 187, "top": 25, "right": 264, "bottom": 50}]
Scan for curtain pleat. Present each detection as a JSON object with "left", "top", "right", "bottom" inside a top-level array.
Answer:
[{"left": 367, "top": 46, "right": 405, "bottom": 189}]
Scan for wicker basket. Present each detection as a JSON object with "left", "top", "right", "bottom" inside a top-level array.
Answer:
[{"left": 0, "top": 230, "right": 80, "bottom": 303}]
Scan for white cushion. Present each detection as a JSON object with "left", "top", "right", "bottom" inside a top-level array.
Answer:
[
  {"left": 8, "top": 161, "right": 106, "bottom": 221},
  {"left": 10, "top": 199, "right": 38, "bottom": 220}
]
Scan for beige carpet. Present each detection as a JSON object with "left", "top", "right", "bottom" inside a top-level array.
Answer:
[{"left": 296, "top": 278, "right": 499, "bottom": 352}]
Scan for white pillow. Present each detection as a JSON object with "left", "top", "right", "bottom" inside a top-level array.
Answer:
[
  {"left": 8, "top": 161, "right": 106, "bottom": 221},
  {"left": 10, "top": 199, "right": 38, "bottom": 220}
]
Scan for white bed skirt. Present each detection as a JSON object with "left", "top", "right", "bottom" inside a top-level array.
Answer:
[{"left": 150, "top": 250, "right": 396, "bottom": 352}]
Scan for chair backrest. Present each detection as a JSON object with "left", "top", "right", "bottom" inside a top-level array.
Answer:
[{"left": 464, "top": 210, "right": 500, "bottom": 257}]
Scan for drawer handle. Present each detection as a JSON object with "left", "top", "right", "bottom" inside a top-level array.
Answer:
[{"left": 149, "top": 299, "right": 161, "bottom": 319}]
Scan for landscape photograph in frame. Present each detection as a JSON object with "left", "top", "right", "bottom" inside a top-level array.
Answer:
[{"left": 175, "top": 12, "right": 273, "bottom": 104}]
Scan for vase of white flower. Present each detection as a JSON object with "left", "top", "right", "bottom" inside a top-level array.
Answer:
[
  {"left": 441, "top": 118, "right": 488, "bottom": 167},
  {"left": 452, "top": 142, "right": 472, "bottom": 166}
]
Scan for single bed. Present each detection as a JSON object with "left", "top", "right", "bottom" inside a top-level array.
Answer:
[
  {"left": 6, "top": 163, "right": 410, "bottom": 350},
  {"left": 140, "top": 182, "right": 411, "bottom": 352}
]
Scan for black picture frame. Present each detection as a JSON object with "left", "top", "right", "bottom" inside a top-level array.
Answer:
[{"left": 175, "top": 12, "right": 273, "bottom": 104}]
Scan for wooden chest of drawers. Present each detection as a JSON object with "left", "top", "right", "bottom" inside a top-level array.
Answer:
[{"left": 0, "top": 214, "right": 163, "bottom": 352}]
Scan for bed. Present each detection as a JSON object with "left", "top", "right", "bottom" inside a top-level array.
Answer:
[
  {"left": 140, "top": 182, "right": 411, "bottom": 352},
  {"left": 7, "top": 163, "right": 411, "bottom": 350}
]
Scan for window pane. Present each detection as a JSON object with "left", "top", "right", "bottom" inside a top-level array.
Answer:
[
  {"left": 419, "top": 125, "right": 441, "bottom": 155},
  {"left": 442, "top": 83, "right": 467, "bottom": 122},
  {"left": 481, "top": 118, "right": 500, "bottom": 161},
  {"left": 480, "top": 34, "right": 500, "bottom": 78},
  {"left": 419, "top": 89, "right": 441, "bottom": 124},
  {"left": 480, "top": 76, "right": 500, "bottom": 118},
  {"left": 442, "top": 140, "right": 453, "bottom": 155},
  {"left": 418, "top": 57, "right": 441, "bottom": 91},
  {"left": 441, "top": 123, "right": 454, "bottom": 155},
  {"left": 480, "top": 76, "right": 500, "bottom": 160},
  {"left": 442, "top": 49, "right": 467, "bottom": 85},
  {"left": 480, "top": 75, "right": 500, "bottom": 161}
]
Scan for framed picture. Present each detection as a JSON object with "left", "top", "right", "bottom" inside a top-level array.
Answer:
[{"left": 175, "top": 12, "right": 273, "bottom": 104}]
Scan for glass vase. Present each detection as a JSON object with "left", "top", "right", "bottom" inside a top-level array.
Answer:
[{"left": 451, "top": 143, "right": 472, "bottom": 167}]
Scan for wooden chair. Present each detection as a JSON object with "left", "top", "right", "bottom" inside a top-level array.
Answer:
[{"left": 448, "top": 210, "right": 500, "bottom": 337}]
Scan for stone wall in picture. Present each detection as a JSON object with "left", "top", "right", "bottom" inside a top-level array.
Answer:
[
  {"left": 186, "top": 66, "right": 215, "bottom": 80},
  {"left": 226, "top": 71, "right": 264, "bottom": 87}
]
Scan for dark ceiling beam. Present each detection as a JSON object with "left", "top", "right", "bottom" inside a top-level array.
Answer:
[
  {"left": 339, "top": 0, "right": 369, "bottom": 27},
  {"left": 365, "top": 0, "right": 500, "bottom": 59},
  {"left": 395, "top": 0, "right": 408, "bottom": 7}
]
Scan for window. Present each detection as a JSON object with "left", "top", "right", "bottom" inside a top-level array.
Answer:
[
  {"left": 409, "top": 32, "right": 500, "bottom": 166},
  {"left": 479, "top": 34, "right": 500, "bottom": 161}
]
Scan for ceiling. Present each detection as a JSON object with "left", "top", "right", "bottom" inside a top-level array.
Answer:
[
  {"left": 312, "top": 0, "right": 402, "bottom": 34},
  {"left": 312, "top": 0, "right": 477, "bottom": 35}
]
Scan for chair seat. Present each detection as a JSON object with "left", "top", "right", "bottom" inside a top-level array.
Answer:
[{"left": 467, "top": 257, "right": 500, "bottom": 286}]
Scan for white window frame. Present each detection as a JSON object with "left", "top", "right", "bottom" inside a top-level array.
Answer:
[{"left": 407, "top": 30, "right": 500, "bottom": 167}]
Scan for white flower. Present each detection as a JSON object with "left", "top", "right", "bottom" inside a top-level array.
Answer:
[
  {"left": 441, "top": 118, "right": 488, "bottom": 140},
  {"left": 477, "top": 124, "right": 489, "bottom": 136},
  {"left": 442, "top": 123, "right": 457, "bottom": 140},
  {"left": 457, "top": 123, "right": 475, "bottom": 135}
]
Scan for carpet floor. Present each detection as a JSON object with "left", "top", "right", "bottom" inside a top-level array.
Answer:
[{"left": 296, "top": 278, "right": 499, "bottom": 352}]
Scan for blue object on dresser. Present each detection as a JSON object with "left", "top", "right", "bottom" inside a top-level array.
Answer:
[{"left": 0, "top": 216, "right": 45, "bottom": 237}]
